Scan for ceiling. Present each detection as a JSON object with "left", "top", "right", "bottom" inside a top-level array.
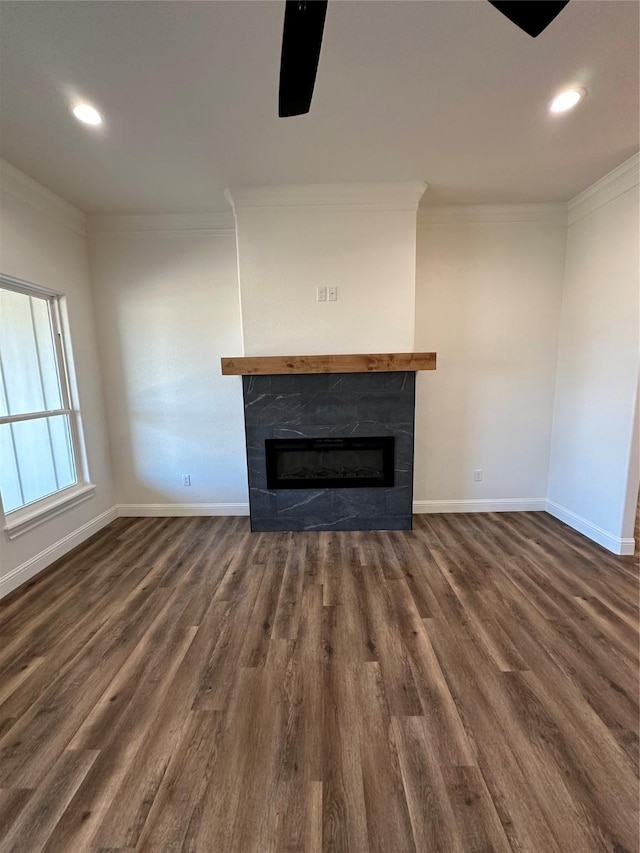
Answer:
[{"left": 0, "top": 0, "right": 638, "bottom": 214}]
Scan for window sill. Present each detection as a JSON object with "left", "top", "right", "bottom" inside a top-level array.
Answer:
[{"left": 4, "top": 483, "right": 97, "bottom": 539}]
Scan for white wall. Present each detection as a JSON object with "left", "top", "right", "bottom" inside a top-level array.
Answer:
[
  {"left": 87, "top": 216, "right": 248, "bottom": 514},
  {"left": 547, "top": 157, "right": 639, "bottom": 553},
  {"left": 0, "top": 162, "right": 115, "bottom": 596},
  {"left": 413, "top": 207, "right": 567, "bottom": 511},
  {"left": 227, "top": 184, "right": 425, "bottom": 356}
]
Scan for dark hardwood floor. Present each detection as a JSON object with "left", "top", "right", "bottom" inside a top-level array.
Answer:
[{"left": 0, "top": 511, "right": 638, "bottom": 852}]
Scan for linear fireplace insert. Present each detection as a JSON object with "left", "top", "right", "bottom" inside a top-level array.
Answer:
[{"left": 265, "top": 436, "right": 394, "bottom": 490}]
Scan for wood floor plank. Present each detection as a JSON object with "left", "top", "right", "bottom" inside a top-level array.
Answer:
[
  {"left": 360, "top": 547, "right": 423, "bottom": 716},
  {"left": 272, "top": 778, "right": 323, "bottom": 853},
  {"left": 440, "top": 764, "right": 512, "bottom": 853},
  {"left": 502, "top": 669, "right": 638, "bottom": 852},
  {"left": 487, "top": 565, "right": 640, "bottom": 778},
  {"left": 359, "top": 662, "right": 416, "bottom": 853},
  {"left": 192, "top": 564, "right": 266, "bottom": 712},
  {"left": 282, "top": 582, "right": 324, "bottom": 783},
  {"left": 39, "top": 622, "right": 199, "bottom": 852},
  {"left": 387, "top": 530, "right": 437, "bottom": 618},
  {"left": 232, "top": 639, "right": 299, "bottom": 852},
  {"left": 430, "top": 547, "right": 530, "bottom": 672},
  {"left": 380, "top": 573, "right": 477, "bottom": 765},
  {"left": 0, "top": 749, "right": 98, "bottom": 853},
  {"left": 391, "top": 715, "right": 465, "bottom": 853},
  {"left": 0, "top": 586, "right": 174, "bottom": 790},
  {"left": 189, "top": 666, "right": 263, "bottom": 852},
  {"left": 321, "top": 658, "right": 369, "bottom": 853},
  {"left": 238, "top": 546, "right": 287, "bottom": 667},
  {"left": 68, "top": 597, "right": 199, "bottom": 751},
  {"left": 272, "top": 537, "right": 305, "bottom": 640},
  {"left": 487, "top": 564, "right": 640, "bottom": 766},
  {"left": 572, "top": 593, "right": 639, "bottom": 662},
  {"left": 425, "top": 615, "right": 578, "bottom": 853},
  {"left": 0, "top": 656, "right": 45, "bottom": 707},
  {"left": 134, "top": 710, "right": 223, "bottom": 852},
  {"left": 0, "top": 787, "right": 32, "bottom": 840},
  {"left": 0, "top": 512, "right": 637, "bottom": 852},
  {"left": 89, "top": 617, "right": 216, "bottom": 848}
]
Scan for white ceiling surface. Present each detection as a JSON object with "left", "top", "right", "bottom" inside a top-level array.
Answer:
[{"left": 0, "top": 1, "right": 638, "bottom": 214}]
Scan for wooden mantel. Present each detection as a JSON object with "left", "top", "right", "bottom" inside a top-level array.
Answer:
[{"left": 220, "top": 352, "right": 436, "bottom": 376}]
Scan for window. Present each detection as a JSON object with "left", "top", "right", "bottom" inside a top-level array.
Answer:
[{"left": 0, "top": 276, "right": 94, "bottom": 536}]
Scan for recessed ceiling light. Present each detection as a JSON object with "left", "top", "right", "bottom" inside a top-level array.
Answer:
[
  {"left": 549, "top": 88, "right": 586, "bottom": 114},
  {"left": 72, "top": 103, "right": 103, "bottom": 126}
]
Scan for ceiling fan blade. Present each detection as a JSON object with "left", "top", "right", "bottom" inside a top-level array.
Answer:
[
  {"left": 488, "top": 0, "right": 569, "bottom": 37},
  {"left": 279, "top": 0, "right": 328, "bottom": 117}
]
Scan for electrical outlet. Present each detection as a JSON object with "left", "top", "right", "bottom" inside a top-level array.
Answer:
[
  {"left": 473, "top": 469, "right": 483, "bottom": 482},
  {"left": 328, "top": 285, "right": 338, "bottom": 302},
  {"left": 182, "top": 474, "right": 191, "bottom": 486},
  {"left": 317, "top": 286, "right": 327, "bottom": 302}
]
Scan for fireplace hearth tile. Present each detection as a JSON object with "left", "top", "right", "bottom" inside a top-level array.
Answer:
[
  {"left": 268, "top": 373, "right": 332, "bottom": 394},
  {"left": 298, "top": 394, "right": 359, "bottom": 425},
  {"left": 274, "top": 425, "right": 332, "bottom": 439},
  {"left": 304, "top": 514, "right": 410, "bottom": 532},
  {"left": 355, "top": 392, "right": 415, "bottom": 423},
  {"left": 245, "top": 425, "right": 274, "bottom": 453},
  {"left": 251, "top": 516, "right": 306, "bottom": 532},
  {"left": 384, "top": 484, "right": 413, "bottom": 514},
  {"left": 249, "top": 487, "right": 277, "bottom": 517},
  {"left": 331, "top": 490, "right": 387, "bottom": 517},
  {"left": 276, "top": 490, "right": 331, "bottom": 516},
  {"left": 246, "top": 396, "right": 302, "bottom": 426},
  {"left": 250, "top": 514, "right": 411, "bottom": 532}
]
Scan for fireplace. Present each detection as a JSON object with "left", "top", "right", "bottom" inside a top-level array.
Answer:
[
  {"left": 221, "top": 352, "right": 436, "bottom": 532},
  {"left": 240, "top": 370, "right": 416, "bottom": 531},
  {"left": 265, "top": 436, "right": 395, "bottom": 489}
]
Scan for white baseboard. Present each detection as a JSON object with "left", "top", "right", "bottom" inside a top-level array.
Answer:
[
  {"left": 0, "top": 507, "right": 118, "bottom": 600},
  {"left": 116, "top": 503, "right": 250, "bottom": 517},
  {"left": 545, "top": 500, "right": 635, "bottom": 556},
  {"left": 413, "top": 498, "right": 546, "bottom": 514}
]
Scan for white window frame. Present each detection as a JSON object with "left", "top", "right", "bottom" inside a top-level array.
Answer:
[{"left": 0, "top": 274, "right": 95, "bottom": 538}]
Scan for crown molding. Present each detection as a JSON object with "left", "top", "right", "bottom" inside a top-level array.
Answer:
[
  {"left": 568, "top": 153, "right": 639, "bottom": 226},
  {"left": 0, "top": 159, "right": 86, "bottom": 236},
  {"left": 86, "top": 212, "right": 236, "bottom": 236},
  {"left": 225, "top": 182, "right": 428, "bottom": 212},
  {"left": 417, "top": 203, "right": 567, "bottom": 227}
]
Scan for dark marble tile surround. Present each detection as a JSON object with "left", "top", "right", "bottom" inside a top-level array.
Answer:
[{"left": 242, "top": 371, "right": 415, "bottom": 531}]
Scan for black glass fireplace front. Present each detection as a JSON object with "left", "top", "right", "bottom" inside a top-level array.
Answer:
[{"left": 265, "top": 436, "right": 394, "bottom": 490}]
